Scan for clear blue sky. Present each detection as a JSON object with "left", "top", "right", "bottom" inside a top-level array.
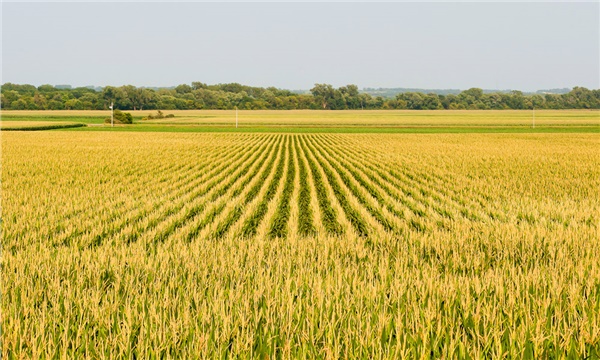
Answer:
[{"left": 2, "top": 2, "right": 598, "bottom": 91}]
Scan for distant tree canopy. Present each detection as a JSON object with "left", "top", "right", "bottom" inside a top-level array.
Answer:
[{"left": 1, "top": 82, "right": 599, "bottom": 110}]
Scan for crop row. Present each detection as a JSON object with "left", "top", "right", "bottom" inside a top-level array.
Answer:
[
  {"left": 8, "top": 133, "right": 589, "bottom": 245},
  {"left": 96, "top": 134, "right": 502, "bottom": 239}
]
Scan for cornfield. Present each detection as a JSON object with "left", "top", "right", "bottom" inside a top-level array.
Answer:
[{"left": 2, "top": 131, "right": 599, "bottom": 358}]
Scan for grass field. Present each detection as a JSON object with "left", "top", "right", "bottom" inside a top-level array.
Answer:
[{"left": 2, "top": 115, "right": 599, "bottom": 358}]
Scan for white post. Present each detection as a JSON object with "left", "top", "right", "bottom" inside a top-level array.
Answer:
[
  {"left": 110, "top": 102, "right": 114, "bottom": 127},
  {"left": 236, "top": 106, "right": 238, "bottom": 128}
]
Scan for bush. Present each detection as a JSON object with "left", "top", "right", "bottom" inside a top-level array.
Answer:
[
  {"left": 146, "top": 110, "right": 175, "bottom": 120},
  {"left": 105, "top": 109, "right": 133, "bottom": 124}
]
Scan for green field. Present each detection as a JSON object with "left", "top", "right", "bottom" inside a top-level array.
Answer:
[{"left": 2, "top": 110, "right": 599, "bottom": 358}]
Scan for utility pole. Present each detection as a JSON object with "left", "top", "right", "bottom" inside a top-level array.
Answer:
[
  {"left": 110, "top": 102, "right": 114, "bottom": 127},
  {"left": 532, "top": 106, "right": 535, "bottom": 129},
  {"left": 235, "top": 106, "right": 238, "bottom": 129}
]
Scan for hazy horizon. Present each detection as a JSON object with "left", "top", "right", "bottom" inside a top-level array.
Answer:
[{"left": 2, "top": 2, "right": 599, "bottom": 92}]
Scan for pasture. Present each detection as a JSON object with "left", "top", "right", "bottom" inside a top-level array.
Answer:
[{"left": 2, "top": 116, "right": 599, "bottom": 357}]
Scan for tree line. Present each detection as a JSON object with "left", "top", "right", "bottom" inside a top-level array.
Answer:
[{"left": 1, "top": 82, "right": 598, "bottom": 111}]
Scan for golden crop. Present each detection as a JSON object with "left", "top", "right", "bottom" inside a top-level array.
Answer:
[
  {"left": 2, "top": 131, "right": 599, "bottom": 358},
  {"left": 2, "top": 109, "right": 599, "bottom": 127}
]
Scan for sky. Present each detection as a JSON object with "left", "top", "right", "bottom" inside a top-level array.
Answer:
[{"left": 2, "top": 2, "right": 599, "bottom": 91}]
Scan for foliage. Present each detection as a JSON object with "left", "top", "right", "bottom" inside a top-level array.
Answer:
[
  {"left": 143, "top": 110, "right": 175, "bottom": 120},
  {"left": 2, "top": 83, "right": 599, "bottom": 111},
  {"left": 104, "top": 109, "right": 133, "bottom": 124}
]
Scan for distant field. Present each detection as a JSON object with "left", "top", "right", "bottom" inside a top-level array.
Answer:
[
  {"left": 1, "top": 110, "right": 598, "bottom": 133},
  {"left": 3, "top": 130, "right": 599, "bottom": 358}
]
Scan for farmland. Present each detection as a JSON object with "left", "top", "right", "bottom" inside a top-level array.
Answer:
[
  {"left": 2, "top": 116, "right": 599, "bottom": 358},
  {"left": 2, "top": 109, "right": 599, "bottom": 131}
]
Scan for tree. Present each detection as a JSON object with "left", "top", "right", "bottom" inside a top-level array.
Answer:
[
  {"left": 105, "top": 109, "right": 133, "bottom": 124},
  {"left": 218, "top": 83, "right": 245, "bottom": 94},
  {"left": 1, "top": 90, "right": 20, "bottom": 108},
  {"left": 507, "top": 91, "right": 525, "bottom": 109},
  {"left": 340, "top": 84, "right": 360, "bottom": 109},
  {"left": 65, "top": 99, "right": 83, "bottom": 110},
  {"left": 138, "top": 89, "right": 157, "bottom": 110},
  {"left": 358, "top": 93, "right": 371, "bottom": 109},
  {"left": 192, "top": 82, "right": 207, "bottom": 90},
  {"left": 37, "top": 84, "right": 56, "bottom": 93},
  {"left": 461, "top": 88, "right": 484, "bottom": 100},
  {"left": 398, "top": 92, "right": 425, "bottom": 109},
  {"left": 310, "top": 84, "right": 336, "bottom": 109},
  {"left": 102, "top": 86, "right": 117, "bottom": 109},
  {"left": 158, "top": 96, "right": 177, "bottom": 110},
  {"left": 11, "top": 98, "right": 27, "bottom": 110},
  {"left": 175, "top": 84, "right": 193, "bottom": 94},
  {"left": 531, "top": 95, "right": 545, "bottom": 109},
  {"left": 569, "top": 87, "right": 595, "bottom": 109},
  {"left": 33, "top": 93, "right": 47, "bottom": 109},
  {"left": 111, "top": 87, "right": 132, "bottom": 109},
  {"left": 2, "top": 82, "right": 598, "bottom": 111},
  {"left": 47, "top": 100, "right": 64, "bottom": 110},
  {"left": 423, "top": 94, "right": 442, "bottom": 110}
]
